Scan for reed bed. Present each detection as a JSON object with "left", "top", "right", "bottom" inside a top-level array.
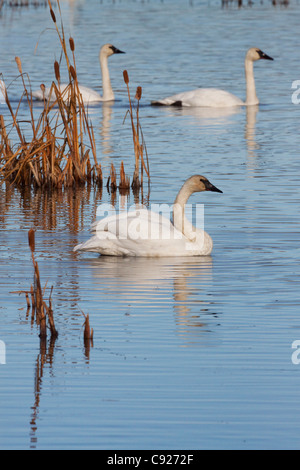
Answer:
[
  {"left": 0, "top": 0, "right": 150, "bottom": 196},
  {"left": 0, "top": 0, "right": 101, "bottom": 190}
]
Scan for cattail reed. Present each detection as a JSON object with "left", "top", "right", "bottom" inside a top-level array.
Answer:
[
  {"left": 26, "top": 229, "right": 58, "bottom": 340},
  {"left": 107, "top": 163, "right": 117, "bottom": 192},
  {"left": 69, "top": 37, "right": 75, "bottom": 52},
  {"left": 50, "top": 7, "right": 56, "bottom": 23},
  {"left": 123, "top": 70, "right": 150, "bottom": 192},
  {"left": 70, "top": 65, "right": 77, "bottom": 81},
  {"left": 15, "top": 56, "right": 23, "bottom": 75},
  {"left": 83, "top": 314, "right": 93, "bottom": 342},
  {"left": 119, "top": 161, "right": 130, "bottom": 193},
  {"left": 28, "top": 228, "right": 36, "bottom": 253},
  {"left": 135, "top": 86, "right": 142, "bottom": 101},
  {"left": 123, "top": 70, "right": 129, "bottom": 85},
  {"left": 54, "top": 61, "right": 60, "bottom": 82}
]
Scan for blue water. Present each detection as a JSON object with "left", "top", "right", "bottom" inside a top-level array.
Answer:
[{"left": 1, "top": 0, "right": 300, "bottom": 450}]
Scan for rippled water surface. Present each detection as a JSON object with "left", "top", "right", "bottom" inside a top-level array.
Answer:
[{"left": 1, "top": 0, "right": 300, "bottom": 450}]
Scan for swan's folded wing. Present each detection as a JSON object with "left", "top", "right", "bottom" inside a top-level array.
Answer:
[
  {"left": 32, "top": 85, "right": 69, "bottom": 102},
  {"left": 32, "top": 84, "right": 101, "bottom": 104},
  {"left": 74, "top": 236, "right": 133, "bottom": 256},
  {"left": 75, "top": 209, "right": 187, "bottom": 256},
  {"left": 152, "top": 88, "right": 244, "bottom": 108},
  {"left": 75, "top": 85, "right": 102, "bottom": 103},
  {"left": 91, "top": 209, "right": 184, "bottom": 241}
]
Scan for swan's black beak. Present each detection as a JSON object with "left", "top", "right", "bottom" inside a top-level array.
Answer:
[
  {"left": 111, "top": 46, "right": 125, "bottom": 54},
  {"left": 205, "top": 181, "right": 223, "bottom": 193},
  {"left": 258, "top": 50, "right": 274, "bottom": 61}
]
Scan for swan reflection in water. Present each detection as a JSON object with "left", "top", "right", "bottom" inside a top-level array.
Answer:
[
  {"left": 84, "top": 256, "right": 221, "bottom": 348},
  {"left": 156, "top": 103, "right": 243, "bottom": 126}
]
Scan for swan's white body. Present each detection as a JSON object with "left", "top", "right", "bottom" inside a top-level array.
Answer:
[
  {"left": 74, "top": 175, "right": 222, "bottom": 258},
  {"left": 0, "top": 80, "right": 6, "bottom": 104},
  {"left": 152, "top": 48, "right": 273, "bottom": 108},
  {"left": 32, "top": 44, "right": 125, "bottom": 104}
]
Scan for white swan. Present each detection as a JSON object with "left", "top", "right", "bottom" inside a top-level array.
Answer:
[
  {"left": 151, "top": 48, "right": 273, "bottom": 108},
  {"left": 0, "top": 80, "right": 6, "bottom": 104},
  {"left": 32, "top": 44, "right": 125, "bottom": 104},
  {"left": 74, "top": 175, "right": 223, "bottom": 257}
]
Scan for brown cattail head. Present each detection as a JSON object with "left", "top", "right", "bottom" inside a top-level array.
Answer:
[
  {"left": 69, "top": 37, "right": 75, "bottom": 52},
  {"left": 54, "top": 61, "right": 60, "bottom": 82},
  {"left": 135, "top": 86, "right": 142, "bottom": 101},
  {"left": 70, "top": 65, "right": 77, "bottom": 80},
  {"left": 28, "top": 229, "right": 35, "bottom": 253},
  {"left": 15, "top": 57, "right": 22, "bottom": 75},
  {"left": 123, "top": 70, "right": 129, "bottom": 85},
  {"left": 50, "top": 8, "right": 56, "bottom": 23},
  {"left": 40, "top": 83, "right": 46, "bottom": 92},
  {"left": 120, "top": 161, "right": 125, "bottom": 180}
]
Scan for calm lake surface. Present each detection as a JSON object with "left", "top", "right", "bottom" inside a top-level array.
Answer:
[{"left": 1, "top": 0, "right": 300, "bottom": 450}]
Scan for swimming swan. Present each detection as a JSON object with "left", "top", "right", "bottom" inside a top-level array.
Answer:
[
  {"left": 0, "top": 80, "right": 6, "bottom": 104},
  {"left": 74, "top": 175, "right": 223, "bottom": 257},
  {"left": 32, "top": 44, "right": 125, "bottom": 104},
  {"left": 151, "top": 48, "right": 273, "bottom": 108}
]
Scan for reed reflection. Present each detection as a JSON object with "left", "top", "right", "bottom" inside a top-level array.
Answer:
[
  {"left": 30, "top": 336, "right": 57, "bottom": 450},
  {"left": 0, "top": 184, "right": 103, "bottom": 233}
]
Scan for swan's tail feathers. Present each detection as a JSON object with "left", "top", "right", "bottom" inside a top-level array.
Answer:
[
  {"left": 74, "top": 235, "right": 132, "bottom": 257},
  {"left": 32, "top": 90, "right": 44, "bottom": 100},
  {"left": 74, "top": 236, "right": 103, "bottom": 253},
  {"left": 151, "top": 99, "right": 183, "bottom": 107}
]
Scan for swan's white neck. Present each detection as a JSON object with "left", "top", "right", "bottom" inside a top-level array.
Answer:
[
  {"left": 173, "top": 183, "right": 197, "bottom": 239},
  {"left": 100, "top": 52, "right": 114, "bottom": 101},
  {"left": 245, "top": 58, "right": 259, "bottom": 106}
]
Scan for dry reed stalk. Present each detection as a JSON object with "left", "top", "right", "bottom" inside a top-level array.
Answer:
[
  {"left": 82, "top": 312, "right": 93, "bottom": 359},
  {"left": 27, "top": 229, "right": 58, "bottom": 340},
  {"left": 28, "top": 229, "right": 47, "bottom": 338},
  {"left": 107, "top": 162, "right": 117, "bottom": 192},
  {"left": 83, "top": 314, "right": 93, "bottom": 342},
  {"left": 94, "top": 163, "right": 103, "bottom": 188},
  {"left": 119, "top": 160, "right": 130, "bottom": 192}
]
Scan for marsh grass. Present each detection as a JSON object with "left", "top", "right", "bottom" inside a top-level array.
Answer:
[
  {"left": 123, "top": 70, "right": 150, "bottom": 191},
  {"left": 0, "top": 0, "right": 101, "bottom": 190},
  {"left": 0, "top": 1, "right": 150, "bottom": 196}
]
